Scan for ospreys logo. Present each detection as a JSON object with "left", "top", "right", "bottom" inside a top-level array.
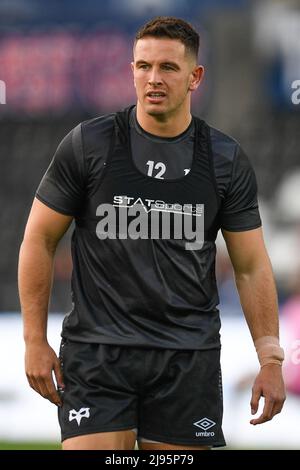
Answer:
[
  {"left": 95, "top": 195, "right": 204, "bottom": 251},
  {"left": 69, "top": 408, "right": 90, "bottom": 426}
]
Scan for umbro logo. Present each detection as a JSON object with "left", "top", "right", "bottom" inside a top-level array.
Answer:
[
  {"left": 193, "top": 417, "right": 216, "bottom": 431},
  {"left": 69, "top": 408, "right": 90, "bottom": 426}
]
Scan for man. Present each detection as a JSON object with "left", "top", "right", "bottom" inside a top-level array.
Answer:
[{"left": 18, "top": 17, "right": 285, "bottom": 450}]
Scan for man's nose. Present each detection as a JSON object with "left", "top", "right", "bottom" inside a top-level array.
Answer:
[{"left": 148, "top": 68, "right": 163, "bottom": 86}]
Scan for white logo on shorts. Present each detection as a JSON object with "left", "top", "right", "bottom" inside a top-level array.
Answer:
[
  {"left": 193, "top": 417, "right": 216, "bottom": 437},
  {"left": 193, "top": 417, "right": 215, "bottom": 430},
  {"left": 69, "top": 408, "right": 90, "bottom": 426}
]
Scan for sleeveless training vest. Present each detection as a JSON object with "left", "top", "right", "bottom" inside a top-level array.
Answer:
[{"left": 65, "top": 106, "right": 222, "bottom": 349}]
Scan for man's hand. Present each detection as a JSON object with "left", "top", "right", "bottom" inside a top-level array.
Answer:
[
  {"left": 25, "top": 341, "right": 65, "bottom": 407},
  {"left": 250, "top": 364, "right": 286, "bottom": 425}
]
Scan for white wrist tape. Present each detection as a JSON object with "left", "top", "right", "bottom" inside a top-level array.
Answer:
[{"left": 254, "top": 336, "right": 284, "bottom": 368}]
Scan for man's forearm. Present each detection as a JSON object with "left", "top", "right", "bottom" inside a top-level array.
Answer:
[
  {"left": 18, "top": 237, "right": 55, "bottom": 344},
  {"left": 235, "top": 262, "right": 279, "bottom": 341},
  {"left": 223, "top": 228, "right": 286, "bottom": 423}
]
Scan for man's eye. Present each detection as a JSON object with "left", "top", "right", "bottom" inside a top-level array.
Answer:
[
  {"left": 162, "top": 65, "right": 175, "bottom": 71},
  {"left": 139, "top": 64, "right": 149, "bottom": 69}
]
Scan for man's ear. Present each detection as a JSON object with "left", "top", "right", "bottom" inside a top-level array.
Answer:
[
  {"left": 189, "top": 65, "right": 205, "bottom": 92},
  {"left": 131, "top": 62, "right": 136, "bottom": 88}
]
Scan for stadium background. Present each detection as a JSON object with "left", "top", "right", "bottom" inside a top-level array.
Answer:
[{"left": 0, "top": 0, "right": 300, "bottom": 449}]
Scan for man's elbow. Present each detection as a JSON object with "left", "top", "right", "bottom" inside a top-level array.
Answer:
[
  {"left": 20, "top": 233, "right": 58, "bottom": 257},
  {"left": 234, "top": 259, "right": 274, "bottom": 284}
]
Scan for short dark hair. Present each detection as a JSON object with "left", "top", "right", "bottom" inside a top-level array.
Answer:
[{"left": 134, "top": 16, "right": 199, "bottom": 60}]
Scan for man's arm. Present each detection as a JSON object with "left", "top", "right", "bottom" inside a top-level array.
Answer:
[
  {"left": 18, "top": 198, "right": 73, "bottom": 406},
  {"left": 222, "top": 227, "right": 286, "bottom": 425}
]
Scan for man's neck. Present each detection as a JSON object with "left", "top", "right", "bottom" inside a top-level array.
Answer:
[{"left": 136, "top": 104, "right": 192, "bottom": 138}]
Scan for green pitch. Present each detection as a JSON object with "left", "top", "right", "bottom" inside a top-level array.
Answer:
[{"left": 0, "top": 441, "right": 60, "bottom": 450}]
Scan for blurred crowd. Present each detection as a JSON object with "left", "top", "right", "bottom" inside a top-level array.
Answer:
[{"left": 0, "top": 0, "right": 299, "bottom": 324}]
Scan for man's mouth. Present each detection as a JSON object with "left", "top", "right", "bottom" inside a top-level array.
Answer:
[
  {"left": 146, "top": 91, "right": 166, "bottom": 103},
  {"left": 146, "top": 91, "right": 166, "bottom": 97}
]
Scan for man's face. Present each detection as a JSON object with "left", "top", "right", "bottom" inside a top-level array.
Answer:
[{"left": 132, "top": 37, "right": 200, "bottom": 119}]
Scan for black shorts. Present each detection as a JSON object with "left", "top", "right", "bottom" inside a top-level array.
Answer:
[{"left": 58, "top": 340, "right": 226, "bottom": 447}]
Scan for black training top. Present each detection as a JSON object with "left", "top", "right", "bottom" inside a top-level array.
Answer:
[{"left": 36, "top": 106, "right": 261, "bottom": 350}]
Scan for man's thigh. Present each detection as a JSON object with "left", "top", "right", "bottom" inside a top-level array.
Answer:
[
  {"left": 139, "top": 442, "right": 211, "bottom": 450},
  {"left": 62, "top": 430, "right": 136, "bottom": 450},
  {"left": 58, "top": 341, "right": 139, "bottom": 441},
  {"left": 138, "top": 348, "right": 226, "bottom": 448}
]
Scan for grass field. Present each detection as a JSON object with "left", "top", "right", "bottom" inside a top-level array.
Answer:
[{"left": 0, "top": 441, "right": 61, "bottom": 450}]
